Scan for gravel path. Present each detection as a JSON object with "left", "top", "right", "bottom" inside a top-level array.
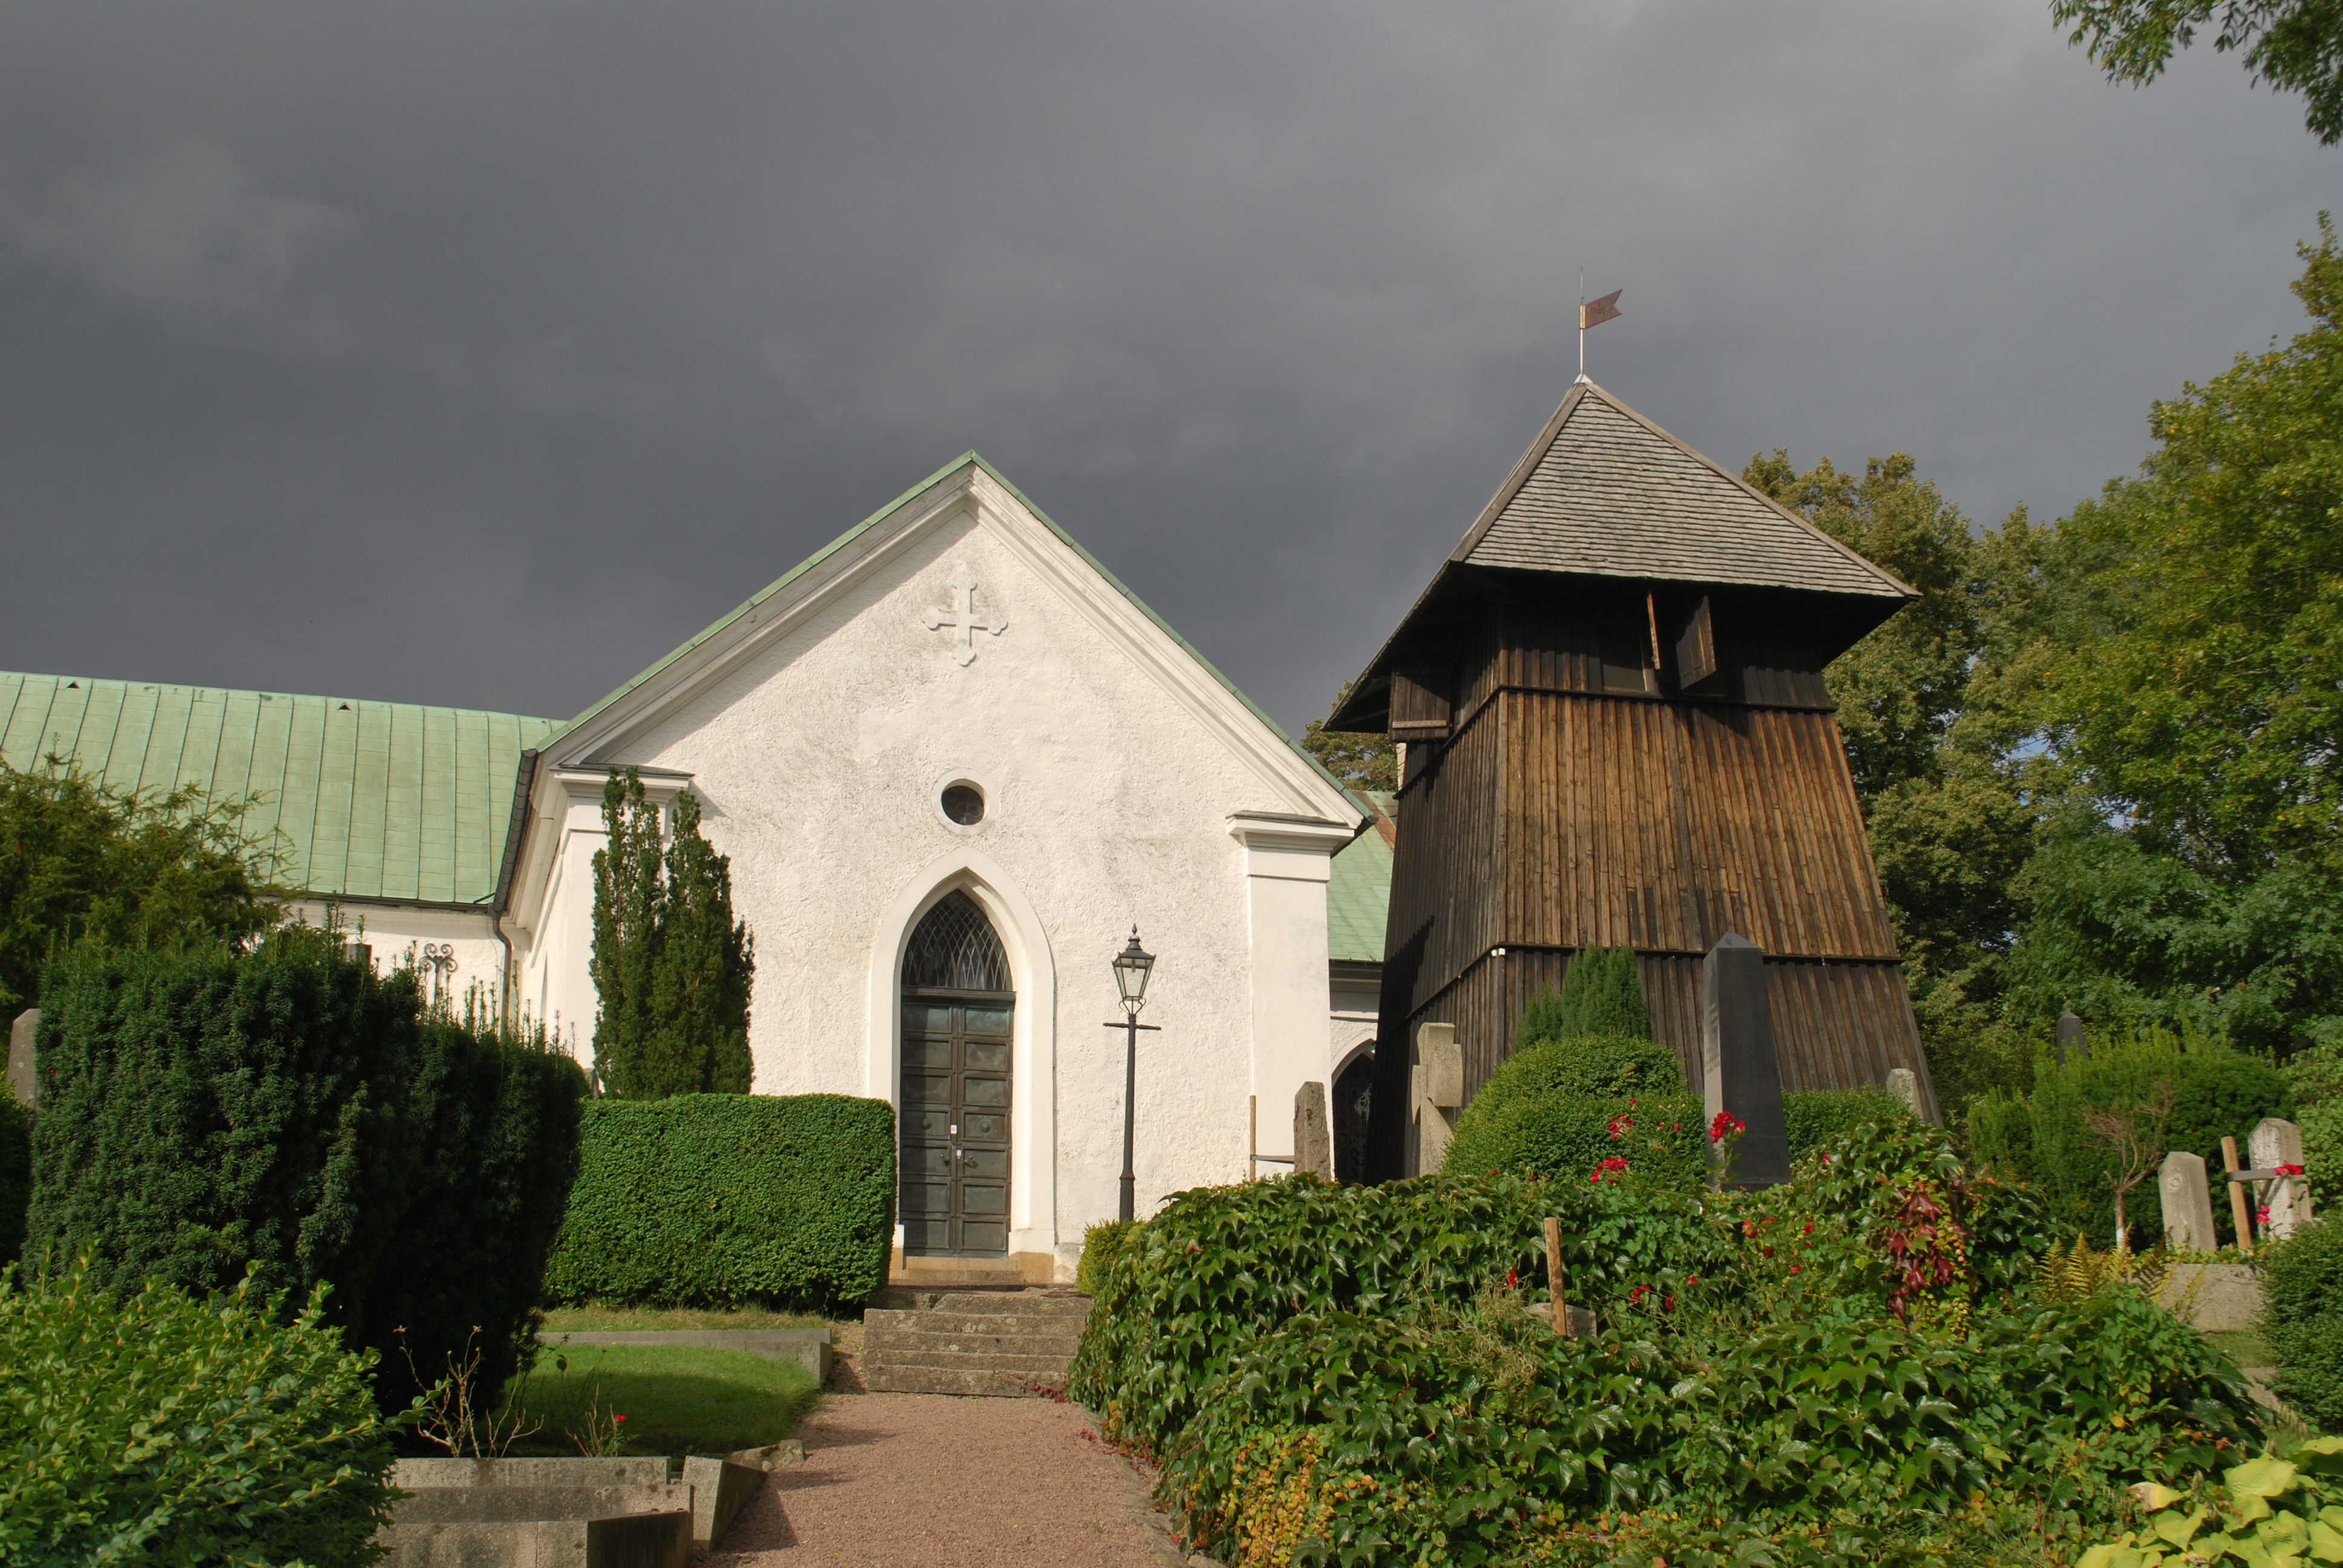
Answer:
[{"left": 703, "top": 1394, "right": 1193, "bottom": 1568}]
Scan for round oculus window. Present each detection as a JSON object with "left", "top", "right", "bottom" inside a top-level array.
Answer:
[{"left": 941, "top": 783, "right": 985, "bottom": 825}]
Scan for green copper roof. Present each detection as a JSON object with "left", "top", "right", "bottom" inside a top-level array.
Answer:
[
  {"left": 0, "top": 671, "right": 563, "bottom": 905},
  {"left": 1327, "top": 791, "right": 1395, "bottom": 964}
]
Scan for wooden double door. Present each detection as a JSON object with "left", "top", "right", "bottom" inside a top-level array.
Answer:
[{"left": 899, "top": 991, "right": 1014, "bottom": 1256}]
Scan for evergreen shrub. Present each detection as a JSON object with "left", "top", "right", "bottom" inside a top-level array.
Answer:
[
  {"left": 542, "top": 1093, "right": 894, "bottom": 1311},
  {"left": 23, "top": 928, "right": 588, "bottom": 1413},
  {"left": 1521, "top": 946, "right": 1653, "bottom": 1043},
  {"left": 0, "top": 1085, "right": 25, "bottom": 1266},
  {"left": 2263, "top": 1218, "right": 2343, "bottom": 1430},
  {"left": 0, "top": 1253, "right": 396, "bottom": 1566},
  {"left": 1783, "top": 1084, "right": 1916, "bottom": 1157},
  {"left": 1965, "top": 1029, "right": 2289, "bottom": 1247},
  {"left": 1443, "top": 1033, "right": 1705, "bottom": 1191}
]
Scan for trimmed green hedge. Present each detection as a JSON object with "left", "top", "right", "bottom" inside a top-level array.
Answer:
[
  {"left": 1783, "top": 1085, "right": 1916, "bottom": 1158},
  {"left": 0, "top": 1253, "right": 396, "bottom": 1565},
  {"left": 2264, "top": 1219, "right": 2343, "bottom": 1430},
  {"left": 24, "top": 929, "right": 587, "bottom": 1413},
  {"left": 543, "top": 1094, "right": 895, "bottom": 1311},
  {"left": 1967, "top": 1030, "right": 2289, "bottom": 1247},
  {"left": 1444, "top": 1033, "right": 1706, "bottom": 1191}
]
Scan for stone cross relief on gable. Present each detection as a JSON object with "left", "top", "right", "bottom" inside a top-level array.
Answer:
[{"left": 923, "top": 583, "right": 1007, "bottom": 666}]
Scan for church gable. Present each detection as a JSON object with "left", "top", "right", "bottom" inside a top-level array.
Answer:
[{"left": 547, "top": 455, "right": 1358, "bottom": 825}]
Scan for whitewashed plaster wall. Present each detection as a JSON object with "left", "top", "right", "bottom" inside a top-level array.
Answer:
[
  {"left": 287, "top": 898, "right": 508, "bottom": 1016},
  {"left": 509, "top": 476, "right": 1357, "bottom": 1273}
]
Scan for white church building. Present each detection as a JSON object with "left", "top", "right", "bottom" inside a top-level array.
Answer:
[{"left": 0, "top": 454, "right": 1394, "bottom": 1284}]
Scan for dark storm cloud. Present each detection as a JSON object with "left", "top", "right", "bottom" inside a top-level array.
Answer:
[{"left": 0, "top": 1, "right": 2333, "bottom": 729}]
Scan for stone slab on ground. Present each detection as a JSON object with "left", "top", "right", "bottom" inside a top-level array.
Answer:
[
  {"left": 2157, "top": 1263, "right": 2263, "bottom": 1332},
  {"left": 378, "top": 1510, "right": 690, "bottom": 1568},
  {"left": 705, "top": 1393, "right": 1194, "bottom": 1567},
  {"left": 539, "top": 1328, "right": 832, "bottom": 1384}
]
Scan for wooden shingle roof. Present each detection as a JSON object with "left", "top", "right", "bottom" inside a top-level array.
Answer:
[
  {"left": 1452, "top": 381, "right": 1913, "bottom": 597},
  {"left": 0, "top": 671, "right": 562, "bottom": 905}
]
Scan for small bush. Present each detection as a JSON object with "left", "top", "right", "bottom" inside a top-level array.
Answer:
[
  {"left": 542, "top": 1094, "right": 894, "bottom": 1312},
  {"left": 1444, "top": 1033, "right": 1705, "bottom": 1191},
  {"left": 2264, "top": 1218, "right": 2343, "bottom": 1429},
  {"left": 1783, "top": 1085, "right": 1916, "bottom": 1158},
  {"left": 0, "top": 1085, "right": 25, "bottom": 1266},
  {"left": 0, "top": 1253, "right": 397, "bottom": 1566},
  {"left": 1076, "top": 1218, "right": 1135, "bottom": 1297}
]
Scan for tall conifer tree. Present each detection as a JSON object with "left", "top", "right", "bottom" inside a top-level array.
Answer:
[{"left": 589, "top": 770, "right": 754, "bottom": 1097}]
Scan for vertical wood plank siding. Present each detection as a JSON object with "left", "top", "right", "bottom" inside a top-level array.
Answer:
[
  {"left": 1391, "top": 948, "right": 1939, "bottom": 1140},
  {"left": 1369, "top": 589, "right": 1935, "bottom": 1175}
]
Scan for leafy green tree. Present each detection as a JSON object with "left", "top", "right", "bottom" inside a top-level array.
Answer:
[
  {"left": 2010, "top": 221, "right": 2343, "bottom": 1053},
  {"left": 1302, "top": 682, "right": 1398, "bottom": 792},
  {"left": 589, "top": 770, "right": 755, "bottom": 1097},
  {"left": 2051, "top": 0, "right": 2343, "bottom": 143},
  {"left": 0, "top": 760, "right": 281, "bottom": 1017}
]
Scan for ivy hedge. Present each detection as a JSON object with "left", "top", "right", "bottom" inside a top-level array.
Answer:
[
  {"left": 22, "top": 927, "right": 587, "bottom": 1413},
  {"left": 542, "top": 1093, "right": 895, "bottom": 1311},
  {"left": 1073, "top": 1119, "right": 2263, "bottom": 1567},
  {"left": 1782, "top": 1085, "right": 1916, "bottom": 1158}
]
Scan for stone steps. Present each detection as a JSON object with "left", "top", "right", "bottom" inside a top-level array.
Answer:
[{"left": 859, "top": 1287, "right": 1091, "bottom": 1398}]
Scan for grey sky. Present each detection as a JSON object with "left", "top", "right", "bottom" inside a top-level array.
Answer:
[{"left": 1, "top": 1, "right": 2333, "bottom": 733}]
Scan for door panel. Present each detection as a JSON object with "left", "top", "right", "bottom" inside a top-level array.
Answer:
[{"left": 899, "top": 992, "right": 1015, "bottom": 1258}]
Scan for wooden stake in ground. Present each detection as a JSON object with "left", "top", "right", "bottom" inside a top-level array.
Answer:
[
  {"left": 1544, "top": 1216, "right": 1571, "bottom": 1336},
  {"left": 2223, "top": 1135, "right": 2255, "bottom": 1253}
]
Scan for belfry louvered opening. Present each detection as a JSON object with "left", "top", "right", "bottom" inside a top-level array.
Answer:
[{"left": 903, "top": 890, "right": 1012, "bottom": 993}]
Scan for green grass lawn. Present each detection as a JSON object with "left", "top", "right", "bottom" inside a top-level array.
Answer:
[
  {"left": 2206, "top": 1327, "right": 2273, "bottom": 1367},
  {"left": 540, "top": 1302, "right": 837, "bottom": 1333},
  {"left": 506, "top": 1343, "right": 821, "bottom": 1457}
]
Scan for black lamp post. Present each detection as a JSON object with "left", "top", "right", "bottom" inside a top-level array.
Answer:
[{"left": 1109, "top": 926, "right": 1158, "bottom": 1221}]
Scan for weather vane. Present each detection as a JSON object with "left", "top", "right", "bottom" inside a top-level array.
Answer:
[{"left": 1578, "top": 270, "right": 1622, "bottom": 381}]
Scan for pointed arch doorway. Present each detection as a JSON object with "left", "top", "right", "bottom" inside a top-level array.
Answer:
[{"left": 899, "top": 890, "right": 1015, "bottom": 1257}]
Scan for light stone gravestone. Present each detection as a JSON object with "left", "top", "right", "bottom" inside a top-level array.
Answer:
[
  {"left": 2158, "top": 1151, "right": 2217, "bottom": 1252},
  {"left": 2056, "top": 1010, "right": 2086, "bottom": 1066},
  {"left": 1700, "top": 933, "right": 1790, "bottom": 1189},
  {"left": 2250, "top": 1117, "right": 2313, "bottom": 1239},
  {"left": 1294, "top": 1080, "right": 1334, "bottom": 1179},
  {"left": 7, "top": 1008, "right": 36, "bottom": 1109},
  {"left": 1412, "top": 1022, "right": 1462, "bottom": 1175},
  {"left": 1886, "top": 1067, "right": 1921, "bottom": 1119}
]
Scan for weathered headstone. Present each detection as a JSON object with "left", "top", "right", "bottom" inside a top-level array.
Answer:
[
  {"left": 6, "top": 1008, "right": 36, "bottom": 1109},
  {"left": 1886, "top": 1067, "right": 1921, "bottom": 1118},
  {"left": 2159, "top": 1151, "right": 2217, "bottom": 1252},
  {"left": 2056, "top": 1010, "right": 2085, "bottom": 1066},
  {"left": 1700, "top": 933, "right": 1790, "bottom": 1189},
  {"left": 2251, "top": 1117, "right": 2313, "bottom": 1239},
  {"left": 1294, "top": 1080, "right": 1334, "bottom": 1179},
  {"left": 1412, "top": 1021, "right": 1462, "bottom": 1175}
]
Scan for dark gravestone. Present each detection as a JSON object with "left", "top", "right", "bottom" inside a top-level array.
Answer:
[{"left": 1701, "top": 933, "right": 1791, "bottom": 1189}]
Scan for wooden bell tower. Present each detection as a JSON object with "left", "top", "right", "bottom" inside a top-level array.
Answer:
[{"left": 1328, "top": 379, "right": 1938, "bottom": 1179}]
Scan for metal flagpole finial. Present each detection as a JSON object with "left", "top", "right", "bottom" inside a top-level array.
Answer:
[{"left": 1576, "top": 281, "right": 1623, "bottom": 382}]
